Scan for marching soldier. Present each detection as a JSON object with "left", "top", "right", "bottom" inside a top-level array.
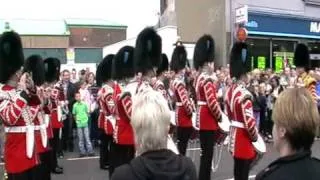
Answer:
[
  {"left": 24, "top": 55, "right": 52, "bottom": 180},
  {"left": 225, "top": 42, "right": 258, "bottom": 180},
  {"left": 134, "top": 27, "right": 162, "bottom": 92},
  {"left": 170, "top": 43, "right": 194, "bottom": 156},
  {"left": 153, "top": 54, "right": 169, "bottom": 99},
  {"left": 294, "top": 43, "right": 317, "bottom": 103},
  {"left": 111, "top": 46, "right": 136, "bottom": 176},
  {"left": 96, "top": 54, "right": 115, "bottom": 170},
  {"left": 44, "top": 58, "right": 64, "bottom": 174},
  {"left": 193, "top": 35, "right": 222, "bottom": 180},
  {"left": 0, "top": 31, "right": 39, "bottom": 179}
]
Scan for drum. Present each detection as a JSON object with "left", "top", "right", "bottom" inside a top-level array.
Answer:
[
  {"left": 251, "top": 134, "right": 266, "bottom": 168},
  {"left": 191, "top": 112, "right": 199, "bottom": 130},
  {"left": 170, "top": 111, "right": 176, "bottom": 126},
  {"left": 215, "top": 112, "right": 230, "bottom": 145},
  {"left": 167, "top": 135, "right": 179, "bottom": 154}
]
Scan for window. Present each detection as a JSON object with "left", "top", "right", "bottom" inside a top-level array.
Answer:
[
  {"left": 247, "top": 38, "right": 271, "bottom": 70},
  {"left": 308, "top": 42, "right": 320, "bottom": 67},
  {"left": 272, "top": 40, "right": 297, "bottom": 72}
]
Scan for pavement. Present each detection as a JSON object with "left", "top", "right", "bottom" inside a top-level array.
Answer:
[{"left": 1, "top": 141, "right": 320, "bottom": 180}]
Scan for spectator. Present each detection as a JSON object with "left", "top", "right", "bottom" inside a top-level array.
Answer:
[
  {"left": 72, "top": 92, "right": 95, "bottom": 157},
  {"left": 112, "top": 89, "right": 197, "bottom": 180},
  {"left": 251, "top": 84, "right": 262, "bottom": 128},
  {"left": 61, "top": 70, "right": 77, "bottom": 153},
  {"left": 256, "top": 88, "right": 320, "bottom": 180},
  {"left": 71, "top": 68, "right": 77, "bottom": 83},
  {"left": 86, "top": 72, "right": 95, "bottom": 87},
  {"left": 75, "top": 69, "right": 87, "bottom": 91}
]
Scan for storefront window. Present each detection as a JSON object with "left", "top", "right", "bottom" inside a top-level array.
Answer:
[
  {"left": 308, "top": 42, "right": 320, "bottom": 68},
  {"left": 272, "top": 40, "right": 296, "bottom": 73},
  {"left": 247, "top": 38, "right": 270, "bottom": 71}
]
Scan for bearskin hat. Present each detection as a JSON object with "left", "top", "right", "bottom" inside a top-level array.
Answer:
[
  {"left": 24, "top": 55, "right": 45, "bottom": 86},
  {"left": 0, "top": 31, "right": 24, "bottom": 83},
  {"left": 134, "top": 27, "right": 162, "bottom": 75},
  {"left": 96, "top": 54, "right": 114, "bottom": 87},
  {"left": 193, "top": 35, "right": 215, "bottom": 70},
  {"left": 112, "top": 46, "right": 135, "bottom": 80},
  {"left": 157, "top": 53, "right": 169, "bottom": 76},
  {"left": 229, "top": 42, "right": 250, "bottom": 79},
  {"left": 170, "top": 44, "right": 188, "bottom": 73},
  {"left": 294, "top": 43, "right": 310, "bottom": 69},
  {"left": 43, "top": 57, "right": 61, "bottom": 83}
]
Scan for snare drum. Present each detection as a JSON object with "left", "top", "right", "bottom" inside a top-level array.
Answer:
[
  {"left": 215, "top": 112, "right": 230, "bottom": 145},
  {"left": 251, "top": 134, "right": 266, "bottom": 168}
]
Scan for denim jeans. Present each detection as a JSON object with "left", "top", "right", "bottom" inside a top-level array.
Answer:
[{"left": 77, "top": 127, "right": 94, "bottom": 155}]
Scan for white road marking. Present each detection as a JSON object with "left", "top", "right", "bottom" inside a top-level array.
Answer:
[
  {"left": 66, "top": 156, "right": 100, "bottom": 161},
  {"left": 223, "top": 174, "right": 256, "bottom": 180},
  {"left": 187, "top": 148, "right": 201, "bottom": 151}
]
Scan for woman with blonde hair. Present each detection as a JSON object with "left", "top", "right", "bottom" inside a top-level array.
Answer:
[
  {"left": 256, "top": 88, "right": 320, "bottom": 180},
  {"left": 112, "top": 89, "right": 197, "bottom": 180}
]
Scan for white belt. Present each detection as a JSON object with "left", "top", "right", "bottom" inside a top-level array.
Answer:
[
  {"left": 34, "top": 124, "right": 46, "bottom": 131},
  {"left": 197, "top": 101, "right": 207, "bottom": 105},
  {"left": 176, "top": 102, "right": 183, "bottom": 106},
  {"left": 5, "top": 126, "right": 28, "bottom": 133},
  {"left": 231, "top": 121, "right": 245, "bottom": 128},
  {"left": 100, "top": 110, "right": 104, "bottom": 113}
]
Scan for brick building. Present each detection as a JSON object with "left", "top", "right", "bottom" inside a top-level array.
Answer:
[{"left": 0, "top": 19, "right": 127, "bottom": 64}]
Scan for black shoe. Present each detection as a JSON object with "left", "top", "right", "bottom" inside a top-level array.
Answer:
[
  {"left": 57, "top": 165, "right": 64, "bottom": 170},
  {"left": 100, "top": 165, "right": 109, "bottom": 170},
  {"left": 88, "top": 153, "right": 95, "bottom": 157},
  {"left": 79, "top": 154, "right": 86, "bottom": 158},
  {"left": 51, "top": 167, "right": 63, "bottom": 174}
]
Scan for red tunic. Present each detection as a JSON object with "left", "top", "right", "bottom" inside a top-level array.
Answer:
[
  {"left": 0, "top": 85, "right": 39, "bottom": 173},
  {"left": 50, "top": 87, "right": 64, "bottom": 129},
  {"left": 153, "top": 79, "right": 168, "bottom": 100},
  {"left": 97, "top": 84, "right": 115, "bottom": 135},
  {"left": 171, "top": 77, "right": 193, "bottom": 128},
  {"left": 114, "top": 81, "right": 137, "bottom": 145},
  {"left": 225, "top": 83, "right": 258, "bottom": 160},
  {"left": 195, "top": 73, "right": 221, "bottom": 131}
]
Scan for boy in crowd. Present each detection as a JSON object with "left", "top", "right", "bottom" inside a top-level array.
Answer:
[{"left": 73, "top": 92, "right": 95, "bottom": 157}]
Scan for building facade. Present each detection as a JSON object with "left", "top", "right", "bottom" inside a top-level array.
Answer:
[
  {"left": 161, "top": 0, "right": 320, "bottom": 70},
  {"left": 0, "top": 19, "right": 127, "bottom": 64}
]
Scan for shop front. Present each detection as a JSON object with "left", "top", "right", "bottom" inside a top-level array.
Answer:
[{"left": 245, "top": 12, "right": 320, "bottom": 72}]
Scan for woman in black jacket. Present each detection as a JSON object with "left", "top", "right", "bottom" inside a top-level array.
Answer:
[
  {"left": 256, "top": 88, "right": 320, "bottom": 180},
  {"left": 112, "top": 89, "right": 197, "bottom": 180}
]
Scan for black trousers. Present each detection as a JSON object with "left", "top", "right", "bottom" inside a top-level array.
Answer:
[
  {"left": 50, "top": 128, "right": 61, "bottom": 169},
  {"left": 99, "top": 130, "right": 112, "bottom": 167},
  {"left": 108, "top": 140, "right": 116, "bottom": 179},
  {"left": 199, "top": 130, "right": 217, "bottom": 180},
  {"left": 62, "top": 114, "right": 74, "bottom": 152},
  {"left": 177, "top": 127, "right": 193, "bottom": 156},
  {"left": 234, "top": 157, "right": 252, "bottom": 180},
  {"left": 90, "top": 110, "right": 99, "bottom": 141},
  {"left": 36, "top": 151, "right": 52, "bottom": 180},
  {"left": 266, "top": 109, "right": 274, "bottom": 135},
  {"left": 7, "top": 166, "right": 37, "bottom": 180},
  {"left": 110, "top": 144, "right": 135, "bottom": 177}
]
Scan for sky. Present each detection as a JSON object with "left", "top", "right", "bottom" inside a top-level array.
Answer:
[{"left": 0, "top": 0, "right": 160, "bottom": 38}]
